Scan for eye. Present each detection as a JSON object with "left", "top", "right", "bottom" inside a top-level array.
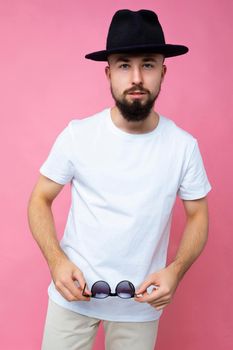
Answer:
[
  {"left": 119, "top": 63, "right": 130, "bottom": 69},
  {"left": 143, "top": 63, "right": 154, "bottom": 69}
]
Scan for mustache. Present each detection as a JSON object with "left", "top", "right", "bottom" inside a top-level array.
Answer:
[{"left": 125, "top": 87, "right": 149, "bottom": 94}]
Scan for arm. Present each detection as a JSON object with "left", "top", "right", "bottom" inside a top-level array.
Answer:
[
  {"left": 134, "top": 196, "right": 209, "bottom": 310},
  {"left": 168, "top": 196, "right": 209, "bottom": 280},
  {"left": 27, "top": 174, "right": 91, "bottom": 301}
]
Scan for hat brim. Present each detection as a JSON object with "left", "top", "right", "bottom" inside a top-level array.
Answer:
[{"left": 85, "top": 43, "right": 189, "bottom": 61}]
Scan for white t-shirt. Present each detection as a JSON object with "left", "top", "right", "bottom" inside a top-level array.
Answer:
[{"left": 39, "top": 107, "right": 212, "bottom": 322}]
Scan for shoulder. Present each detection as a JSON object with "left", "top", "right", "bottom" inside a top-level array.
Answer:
[
  {"left": 67, "top": 108, "right": 107, "bottom": 133},
  {"left": 160, "top": 114, "right": 197, "bottom": 150}
]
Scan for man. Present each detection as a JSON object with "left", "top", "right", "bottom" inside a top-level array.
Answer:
[{"left": 28, "top": 9, "right": 212, "bottom": 350}]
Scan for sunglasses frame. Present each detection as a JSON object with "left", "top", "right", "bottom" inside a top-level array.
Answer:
[{"left": 82, "top": 280, "right": 136, "bottom": 299}]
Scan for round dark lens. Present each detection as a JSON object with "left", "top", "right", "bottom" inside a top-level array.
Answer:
[
  {"left": 91, "top": 281, "right": 110, "bottom": 299},
  {"left": 116, "top": 281, "right": 135, "bottom": 299}
]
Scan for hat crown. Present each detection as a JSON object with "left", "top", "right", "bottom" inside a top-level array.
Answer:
[
  {"left": 85, "top": 8, "right": 189, "bottom": 61},
  {"left": 106, "top": 9, "right": 166, "bottom": 50}
]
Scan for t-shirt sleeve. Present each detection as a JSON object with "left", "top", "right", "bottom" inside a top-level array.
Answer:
[
  {"left": 39, "top": 124, "right": 75, "bottom": 185},
  {"left": 177, "top": 140, "right": 212, "bottom": 200}
]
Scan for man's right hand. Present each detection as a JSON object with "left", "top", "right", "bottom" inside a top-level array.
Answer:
[{"left": 49, "top": 256, "right": 92, "bottom": 302}]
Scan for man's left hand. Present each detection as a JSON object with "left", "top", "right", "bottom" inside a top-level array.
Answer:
[{"left": 134, "top": 265, "right": 180, "bottom": 311}]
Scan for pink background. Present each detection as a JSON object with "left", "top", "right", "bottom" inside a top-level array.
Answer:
[{"left": 1, "top": 0, "right": 232, "bottom": 349}]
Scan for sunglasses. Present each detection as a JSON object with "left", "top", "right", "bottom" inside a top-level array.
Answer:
[{"left": 82, "top": 280, "right": 136, "bottom": 299}]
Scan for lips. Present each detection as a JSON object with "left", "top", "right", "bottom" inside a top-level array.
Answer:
[{"left": 128, "top": 91, "right": 146, "bottom": 95}]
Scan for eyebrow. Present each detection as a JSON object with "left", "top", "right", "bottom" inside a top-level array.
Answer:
[{"left": 114, "top": 56, "right": 158, "bottom": 63}]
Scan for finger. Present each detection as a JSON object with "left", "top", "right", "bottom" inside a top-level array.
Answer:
[
  {"left": 135, "top": 287, "right": 162, "bottom": 303},
  {"left": 55, "top": 283, "right": 82, "bottom": 302},
  {"left": 149, "top": 297, "right": 168, "bottom": 306},
  {"left": 151, "top": 301, "right": 170, "bottom": 310},
  {"left": 73, "top": 269, "right": 91, "bottom": 294},
  {"left": 55, "top": 273, "right": 90, "bottom": 301},
  {"left": 150, "top": 297, "right": 170, "bottom": 307},
  {"left": 135, "top": 279, "right": 154, "bottom": 295},
  {"left": 59, "top": 289, "right": 73, "bottom": 301},
  {"left": 150, "top": 295, "right": 171, "bottom": 306},
  {"left": 74, "top": 280, "right": 92, "bottom": 299},
  {"left": 64, "top": 279, "right": 91, "bottom": 301},
  {"left": 135, "top": 284, "right": 159, "bottom": 297},
  {"left": 135, "top": 289, "right": 151, "bottom": 300}
]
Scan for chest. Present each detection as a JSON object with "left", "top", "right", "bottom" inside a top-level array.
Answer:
[{"left": 74, "top": 140, "right": 182, "bottom": 200}]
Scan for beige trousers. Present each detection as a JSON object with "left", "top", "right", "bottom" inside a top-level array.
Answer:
[{"left": 41, "top": 298, "right": 159, "bottom": 350}]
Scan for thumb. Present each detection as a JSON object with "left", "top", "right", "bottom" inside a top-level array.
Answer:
[
  {"left": 72, "top": 269, "right": 91, "bottom": 294},
  {"left": 135, "top": 279, "right": 152, "bottom": 295}
]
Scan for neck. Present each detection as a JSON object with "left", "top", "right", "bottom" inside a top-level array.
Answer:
[{"left": 110, "top": 106, "right": 159, "bottom": 134}]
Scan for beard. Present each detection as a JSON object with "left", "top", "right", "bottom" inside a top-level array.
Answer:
[{"left": 110, "top": 84, "right": 161, "bottom": 122}]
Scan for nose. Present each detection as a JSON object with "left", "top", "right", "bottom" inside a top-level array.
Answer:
[{"left": 131, "top": 66, "right": 143, "bottom": 86}]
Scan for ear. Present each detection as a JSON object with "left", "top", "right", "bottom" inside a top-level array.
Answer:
[
  {"left": 105, "top": 65, "right": 111, "bottom": 81},
  {"left": 161, "top": 64, "right": 167, "bottom": 82}
]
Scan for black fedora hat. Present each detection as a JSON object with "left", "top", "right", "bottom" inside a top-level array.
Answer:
[{"left": 85, "top": 9, "right": 189, "bottom": 61}]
